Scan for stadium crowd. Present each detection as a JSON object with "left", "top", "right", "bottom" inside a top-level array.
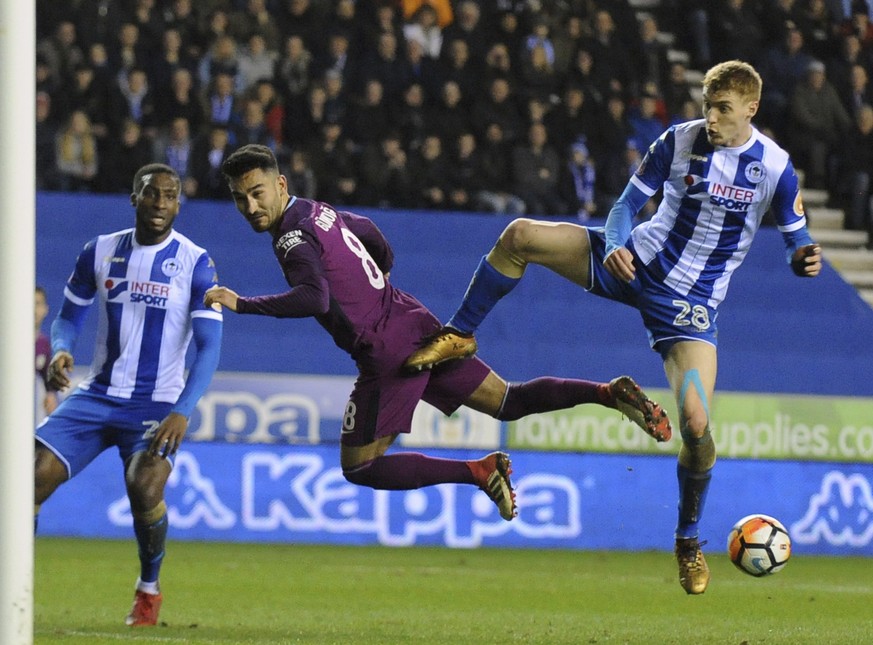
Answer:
[{"left": 34, "top": 0, "right": 873, "bottom": 236}]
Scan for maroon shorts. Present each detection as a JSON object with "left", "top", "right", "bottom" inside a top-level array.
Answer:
[{"left": 340, "top": 356, "right": 491, "bottom": 447}]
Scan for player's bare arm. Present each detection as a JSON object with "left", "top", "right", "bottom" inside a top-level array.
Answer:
[
  {"left": 204, "top": 285, "right": 239, "bottom": 312},
  {"left": 148, "top": 412, "right": 188, "bottom": 459},
  {"left": 791, "top": 244, "right": 822, "bottom": 277},
  {"left": 603, "top": 246, "right": 636, "bottom": 283},
  {"left": 46, "top": 351, "right": 74, "bottom": 391}
]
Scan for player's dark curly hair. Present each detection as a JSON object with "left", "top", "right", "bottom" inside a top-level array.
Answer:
[
  {"left": 132, "top": 163, "right": 180, "bottom": 194},
  {"left": 221, "top": 144, "right": 279, "bottom": 180}
]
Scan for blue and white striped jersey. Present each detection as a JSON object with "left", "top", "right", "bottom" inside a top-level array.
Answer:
[
  {"left": 63, "top": 228, "right": 222, "bottom": 402},
  {"left": 627, "top": 119, "right": 808, "bottom": 307}
]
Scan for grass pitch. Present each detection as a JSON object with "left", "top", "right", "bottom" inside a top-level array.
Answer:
[{"left": 35, "top": 537, "right": 872, "bottom": 645}]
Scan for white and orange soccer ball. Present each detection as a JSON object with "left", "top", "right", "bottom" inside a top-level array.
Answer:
[{"left": 727, "top": 514, "right": 791, "bottom": 577}]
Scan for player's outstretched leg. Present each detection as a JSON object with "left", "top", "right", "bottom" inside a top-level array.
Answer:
[
  {"left": 467, "top": 451, "right": 517, "bottom": 520},
  {"left": 404, "top": 253, "right": 522, "bottom": 371},
  {"left": 404, "top": 326, "right": 478, "bottom": 371},
  {"left": 126, "top": 588, "right": 163, "bottom": 626},
  {"left": 675, "top": 537, "right": 711, "bottom": 595},
  {"left": 607, "top": 376, "right": 672, "bottom": 442}
]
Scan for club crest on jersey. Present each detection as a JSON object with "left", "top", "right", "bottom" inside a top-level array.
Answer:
[
  {"left": 162, "top": 258, "right": 182, "bottom": 277},
  {"left": 793, "top": 192, "right": 804, "bottom": 217},
  {"left": 744, "top": 161, "right": 766, "bottom": 184}
]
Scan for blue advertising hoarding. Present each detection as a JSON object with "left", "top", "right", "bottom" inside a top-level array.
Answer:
[{"left": 37, "top": 442, "right": 873, "bottom": 556}]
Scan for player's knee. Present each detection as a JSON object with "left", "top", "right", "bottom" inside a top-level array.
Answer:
[
  {"left": 343, "top": 460, "right": 376, "bottom": 488},
  {"left": 499, "top": 218, "right": 537, "bottom": 259},
  {"left": 680, "top": 406, "right": 709, "bottom": 440},
  {"left": 34, "top": 447, "right": 66, "bottom": 504}
]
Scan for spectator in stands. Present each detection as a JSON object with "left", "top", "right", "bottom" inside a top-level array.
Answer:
[
  {"left": 761, "top": 0, "right": 803, "bottom": 44},
  {"left": 552, "top": 13, "right": 584, "bottom": 80},
  {"left": 285, "top": 81, "right": 327, "bottom": 148},
  {"left": 198, "top": 34, "right": 241, "bottom": 93},
  {"left": 162, "top": 0, "right": 200, "bottom": 58},
  {"left": 410, "top": 133, "right": 450, "bottom": 209},
  {"left": 487, "top": 10, "right": 524, "bottom": 71},
  {"left": 357, "top": 30, "right": 410, "bottom": 104},
  {"left": 399, "top": 38, "right": 438, "bottom": 96},
  {"left": 433, "top": 37, "right": 479, "bottom": 106},
  {"left": 709, "top": 0, "right": 766, "bottom": 65},
  {"left": 827, "top": 34, "right": 873, "bottom": 108},
  {"left": 252, "top": 79, "right": 286, "bottom": 150},
  {"left": 356, "top": 130, "right": 412, "bottom": 208},
  {"left": 475, "top": 121, "right": 526, "bottom": 215},
  {"left": 396, "top": 81, "right": 430, "bottom": 151},
  {"left": 330, "top": 0, "right": 364, "bottom": 61},
  {"left": 205, "top": 71, "right": 239, "bottom": 128},
  {"left": 37, "top": 20, "right": 85, "bottom": 84},
  {"left": 147, "top": 28, "right": 197, "bottom": 102},
  {"left": 837, "top": 0, "right": 873, "bottom": 49},
  {"left": 442, "top": 0, "right": 487, "bottom": 61},
  {"left": 482, "top": 41, "right": 515, "bottom": 85},
  {"left": 188, "top": 123, "right": 234, "bottom": 199},
  {"left": 634, "top": 14, "right": 670, "bottom": 91},
  {"left": 154, "top": 67, "right": 207, "bottom": 135},
  {"left": 518, "top": 41, "right": 559, "bottom": 104},
  {"left": 54, "top": 63, "right": 113, "bottom": 141},
  {"left": 233, "top": 98, "right": 276, "bottom": 150},
  {"left": 835, "top": 103, "right": 873, "bottom": 239},
  {"left": 285, "top": 148, "right": 318, "bottom": 199},
  {"left": 116, "top": 67, "right": 157, "bottom": 135},
  {"left": 153, "top": 116, "right": 196, "bottom": 198},
  {"left": 237, "top": 33, "right": 278, "bottom": 94},
  {"left": 109, "top": 22, "right": 146, "bottom": 83},
  {"left": 757, "top": 25, "right": 814, "bottom": 135},
  {"left": 427, "top": 80, "right": 473, "bottom": 143},
  {"left": 511, "top": 121, "right": 565, "bottom": 216},
  {"left": 663, "top": 62, "right": 695, "bottom": 123},
  {"left": 564, "top": 47, "right": 607, "bottom": 110},
  {"left": 306, "top": 117, "right": 359, "bottom": 205},
  {"left": 840, "top": 63, "right": 873, "bottom": 118},
  {"left": 315, "top": 27, "right": 354, "bottom": 82},
  {"left": 98, "top": 118, "right": 154, "bottom": 194},
  {"left": 36, "top": 91, "right": 60, "bottom": 191},
  {"left": 471, "top": 75, "right": 525, "bottom": 145},
  {"left": 229, "top": 0, "right": 282, "bottom": 53},
  {"left": 275, "top": 34, "right": 313, "bottom": 109},
  {"left": 544, "top": 84, "right": 595, "bottom": 151},
  {"left": 345, "top": 78, "right": 392, "bottom": 147},
  {"left": 591, "top": 93, "right": 635, "bottom": 214},
  {"left": 797, "top": 0, "right": 838, "bottom": 61},
  {"left": 629, "top": 89, "right": 667, "bottom": 153},
  {"left": 128, "top": 0, "right": 164, "bottom": 54},
  {"left": 55, "top": 110, "right": 99, "bottom": 192},
  {"left": 195, "top": 8, "right": 231, "bottom": 57},
  {"left": 445, "top": 131, "right": 483, "bottom": 211},
  {"left": 276, "top": 0, "right": 329, "bottom": 59},
  {"left": 582, "top": 9, "right": 637, "bottom": 99},
  {"left": 788, "top": 60, "right": 852, "bottom": 190},
  {"left": 34, "top": 285, "right": 58, "bottom": 426},
  {"left": 403, "top": 4, "right": 443, "bottom": 60},
  {"left": 561, "top": 139, "right": 598, "bottom": 222}
]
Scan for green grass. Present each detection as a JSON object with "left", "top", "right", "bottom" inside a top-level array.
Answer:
[{"left": 35, "top": 537, "right": 873, "bottom": 645}]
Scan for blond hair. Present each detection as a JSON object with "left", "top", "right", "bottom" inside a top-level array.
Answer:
[{"left": 702, "top": 60, "right": 762, "bottom": 102}]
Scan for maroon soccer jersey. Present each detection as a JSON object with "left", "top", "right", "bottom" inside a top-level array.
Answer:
[{"left": 236, "top": 198, "right": 490, "bottom": 442}]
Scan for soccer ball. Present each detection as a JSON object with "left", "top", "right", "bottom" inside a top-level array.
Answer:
[{"left": 727, "top": 514, "right": 791, "bottom": 577}]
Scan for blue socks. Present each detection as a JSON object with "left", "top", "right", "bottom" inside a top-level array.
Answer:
[
  {"left": 676, "top": 464, "right": 712, "bottom": 539},
  {"left": 447, "top": 256, "right": 520, "bottom": 334},
  {"left": 133, "top": 513, "right": 168, "bottom": 584}
]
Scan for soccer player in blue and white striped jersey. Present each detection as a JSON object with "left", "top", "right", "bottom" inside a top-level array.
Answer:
[
  {"left": 35, "top": 163, "right": 223, "bottom": 625},
  {"left": 404, "top": 60, "right": 822, "bottom": 594}
]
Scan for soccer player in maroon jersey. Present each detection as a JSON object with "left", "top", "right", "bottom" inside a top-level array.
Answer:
[{"left": 206, "top": 144, "right": 672, "bottom": 521}]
